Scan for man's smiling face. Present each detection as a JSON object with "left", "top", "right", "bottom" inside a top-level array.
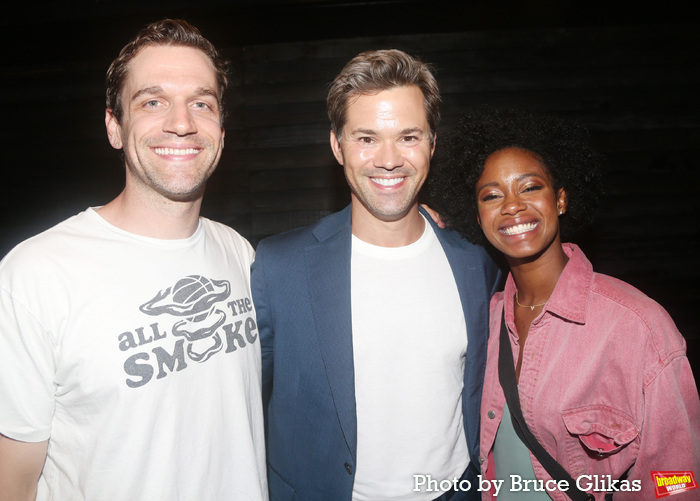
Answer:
[
  {"left": 331, "top": 85, "right": 434, "bottom": 224},
  {"left": 106, "top": 44, "right": 225, "bottom": 203}
]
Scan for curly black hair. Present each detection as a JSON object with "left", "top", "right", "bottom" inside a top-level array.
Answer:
[{"left": 427, "top": 107, "right": 603, "bottom": 246}]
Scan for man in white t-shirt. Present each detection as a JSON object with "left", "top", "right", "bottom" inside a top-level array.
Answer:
[
  {"left": 252, "top": 50, "right": 501, "bottom": 501},
  {"left": 0, "top": 20, "right": 268, "bottom": 500}
]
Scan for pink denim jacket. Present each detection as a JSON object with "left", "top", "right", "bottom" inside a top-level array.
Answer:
[{"left": 480, "top": 243, "right": 700, "bottom": 500}]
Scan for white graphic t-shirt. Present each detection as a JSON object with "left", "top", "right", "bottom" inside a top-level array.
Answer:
[{"left": 0, "top": 208, "right": 268, "bottom": 500}]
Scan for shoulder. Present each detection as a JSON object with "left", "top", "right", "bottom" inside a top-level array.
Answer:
[
  {"left": 589, "top": 271, "right": 686, "bottom": 367},
  {"left": 433, "top": 223, "right": 470, "bottom": 247},
  {"left": 433, "top": 224, "right": 502, "bottom": 286},
  {"left": 430, "top": 217, "right": 494, "bottom": 261},
  {"left": 257, "top": 225, "right": 314, "bottom": 252},
  {"left": 0, "top": 212, "right": 97, "bottom": 312},
  {"left": 590, "top": 272, "right": 675, "bottom": 327},
  {"left": 199, "top": 217, "right": 248, "bottom": 240},
  {"left": 451, "top": 229, "right": 494, "bottom": 261},
  {"left": 199, "top": 218, "right": 254, "bottom": 259},
  {"left": 256, "top": 208, "right": 350, "bottom": 257},
  {"left": 1, "top": 211, "right": 92, "bottom": 271}
]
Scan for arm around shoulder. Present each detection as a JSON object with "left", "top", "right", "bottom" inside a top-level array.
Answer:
[{"left": 0, "top": 433, "right": 47, "bottom": 501}]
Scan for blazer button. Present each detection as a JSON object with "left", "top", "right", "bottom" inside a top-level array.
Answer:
[
  {"left": 345, "top": 463, "right": 353, "bottom": 474},
  {"left": 487, "top": 410, "right": 496, "bottom": 419}
]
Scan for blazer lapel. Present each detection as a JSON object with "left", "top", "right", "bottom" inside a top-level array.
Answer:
[{"left": 304, "top": 207, "right": 357, "bottom": 458}]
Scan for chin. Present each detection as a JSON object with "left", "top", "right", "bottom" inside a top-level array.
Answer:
[
  {"left": 500, "top": 239, "right": 560, "bottom": 264},
  {"left": 360, "top": 199, "right": 413, "bottom": 221},
  {"left": 161, "top": 185, "right": 206, "bottom": 202}
]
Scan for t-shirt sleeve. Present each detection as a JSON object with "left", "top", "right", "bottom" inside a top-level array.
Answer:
[{"left": 0, "top": 287, "right": 56, "bottom": 442}]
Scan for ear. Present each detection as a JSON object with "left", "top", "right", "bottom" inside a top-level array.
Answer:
[
  {"left": 105, "top": 109, "right": 123, "bottom": 149},
  {"left": 220, "top": 127, "right": 225, "bottom": 149},
  {"left": 429, "top": 131, "right": 437, "bottom": 158},
  {"left": 556, "top": 187, "right": 568, "bottom": 215},
  {"left": 330, "top": 130, "right": 345, "bottom": 166}
]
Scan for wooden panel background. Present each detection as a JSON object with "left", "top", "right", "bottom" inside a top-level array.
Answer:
[
  {"left": 220, "top": 25, "right": 700, "bottom": 361},
  {"left": 0, "top": 7, "right": 698, "bottom": 373}
]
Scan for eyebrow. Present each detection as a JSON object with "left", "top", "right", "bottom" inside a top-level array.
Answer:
[
  {"left": 130, "top": 86, "right": 219, "bottom": 103},
  {"left": 398, "top": 127, "right": 426, "bottom": 136},
  {"left": 348, "top": 127, "right": 426, "bottom": 136},
  {"left": 476, "top": 172, "right": 546, "bottom": 191},
  {"left": 348, "top": 128, "right": 377, "bottom": 136}
]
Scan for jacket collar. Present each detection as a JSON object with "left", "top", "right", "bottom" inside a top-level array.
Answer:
[
  {"left": 504, "top": 243, "right": 592, "bottom": 327},
  {"left": 311, "top": 204, "right": 352, "bottom": 243}
]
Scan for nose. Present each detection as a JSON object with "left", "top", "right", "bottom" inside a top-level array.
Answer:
[
  {"left": 373, "top": 141, "right": 404, "bottom": 170},
  {"left": 163, "top": 102, "right": 197, "bottom": 136},
  {"left": 501, "top": 192, "right": 526, "bottom": 215}
]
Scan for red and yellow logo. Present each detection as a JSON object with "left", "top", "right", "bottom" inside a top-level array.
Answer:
[{"left": 651, "top": 471, "right": 698, "bottom": 498}]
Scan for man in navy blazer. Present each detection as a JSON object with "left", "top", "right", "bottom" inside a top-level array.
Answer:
[{"left": 252, "top": 50, "right": 501, "bottom": 501}]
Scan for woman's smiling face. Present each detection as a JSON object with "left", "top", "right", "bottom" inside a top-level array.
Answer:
[{"left": 475, "top": 147, "right": 568, "bottom": 263}]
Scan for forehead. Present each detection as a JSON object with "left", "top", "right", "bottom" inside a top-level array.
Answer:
[
  {"left": 482, "top": 147, "right": 551, "bottom": 180},
  {"left": 123, "top": 45, "right": 219, "bottom": 97},
  {"left": 345, "top": 86, "right": 428, "bottom": 127}
]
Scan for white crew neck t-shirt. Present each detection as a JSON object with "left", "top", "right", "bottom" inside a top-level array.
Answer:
[
  {"left": 350, "top": 217, "right": 469, "bottom": 501},
  {"left": 0, "top": 208, "right": 268, "bottom": 500}
]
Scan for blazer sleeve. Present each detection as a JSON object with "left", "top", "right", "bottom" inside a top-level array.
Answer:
[{"left": 251, "top": 239, "right": 274, "bottom": 408}]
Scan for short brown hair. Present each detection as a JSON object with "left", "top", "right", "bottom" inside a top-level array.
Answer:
[
  {"left": 106, "top": 19, "right": 229, "bottom": 123},
  {"left": 327, "top": 49, "right": 441, "bottom": 142}
]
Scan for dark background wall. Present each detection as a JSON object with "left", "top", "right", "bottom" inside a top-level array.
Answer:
[{"left": 1, "top": 1, "right": 698, "bottom": 373}]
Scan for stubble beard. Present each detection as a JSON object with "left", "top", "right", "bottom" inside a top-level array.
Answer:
[
  {"left": 351, "top": 182, "right": 418, "bottom": 222},
  {"left": 125, "top": 138, "right": 220, "bottom": 202}
]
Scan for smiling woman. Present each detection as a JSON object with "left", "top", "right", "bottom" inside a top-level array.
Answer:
[
  {"left": 474, "top": 147, "right": 568, "bottom": 268},
  {"left": 429, "top": 107, "right": 700, "bottom": 501},
  {"left": 430, "top": 108, "right": 600, "bottom": 247}
]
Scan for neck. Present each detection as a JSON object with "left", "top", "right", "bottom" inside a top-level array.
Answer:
[
  {"left": 351, "top": 202, "right": 425, "bottom": 247},
  {"left": 507, "top": 241, "right": 569, "bottom": 306},
  {"left": 97, "top": 189, "right": 203, "bottom": 240}
]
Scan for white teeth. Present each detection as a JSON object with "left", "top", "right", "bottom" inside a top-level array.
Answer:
[
  {"left": 371, "top": 177, "right": 404, "bottom": 186},
  {"left": 154, "top": 147, "right": 199, "bottom": 156},
  {"left": 502, "top": 222, "right": 538, "bottom": 236}
]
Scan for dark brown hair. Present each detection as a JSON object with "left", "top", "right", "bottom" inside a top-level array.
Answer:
[{"left": 106, "top": 19, "right": 229, "bottom": 123}]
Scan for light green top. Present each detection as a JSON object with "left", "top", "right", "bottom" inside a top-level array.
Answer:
[{"left": 493, "top": 402, "right": 551, "bottom": 500}]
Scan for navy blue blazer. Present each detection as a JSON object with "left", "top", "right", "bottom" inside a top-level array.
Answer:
[{"left": 251, "top": 205, "right": 502, "bottom": 501}]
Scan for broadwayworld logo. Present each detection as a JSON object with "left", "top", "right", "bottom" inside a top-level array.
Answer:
[{"left": 651, "top": 471, "right": 698, "bottom": 498}]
